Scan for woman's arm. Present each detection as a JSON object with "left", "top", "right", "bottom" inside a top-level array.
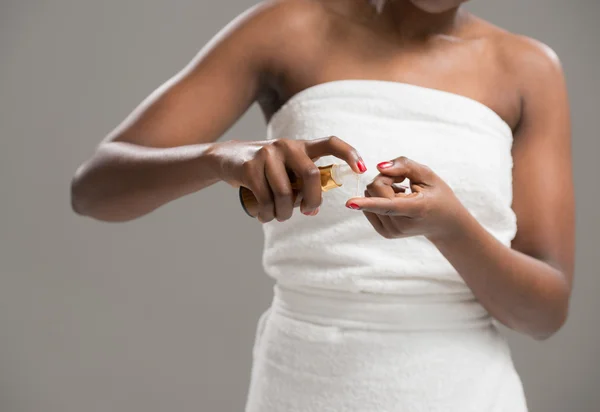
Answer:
[
  {"left": 71, "top": 4, "right": 262, "bottom": 221},
  {"left": 71, "top": 4, "right": 280, "bottom": 222},
  {"left": 434, "top": 39, "right": 574, "bottom": 339},
  {"left": 71, "top": 1, "right": 346, "bottom": 222},
  {"left": 346, "top": 39, "right": 574, "bottom": 340}
]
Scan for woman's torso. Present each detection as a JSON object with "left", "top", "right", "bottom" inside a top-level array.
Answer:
[
  {"left": 257, "top": 1, "right": 520, "bottom": 301},
  {"left": 246, "top": 4, "right": 529, "bottom": 411},
  {"left": 249, "top": 76, "right": 527, "bottom": 410},
  {"left": 252, "top": 80, "right": 524, "bottom": 406}
]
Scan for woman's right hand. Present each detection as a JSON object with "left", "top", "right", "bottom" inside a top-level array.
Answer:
[{"left": 209, "top": 136, "right": 367, "bottom": 222}]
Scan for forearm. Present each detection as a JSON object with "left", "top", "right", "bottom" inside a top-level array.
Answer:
[
  {"left": 71, "top": 141, "right": 221, "bottom": 222},
  {"left": 429, "top": 209, "right": 570, "bottom": 340}
]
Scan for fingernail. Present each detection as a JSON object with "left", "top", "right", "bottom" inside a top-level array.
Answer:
[
  {"left": 357, "top": 160, "right": 367, "bottom": 173},
  {"left": 303, "top": 207, "right": 319, "bottom": 216},
  {"left": 347, "top": 203, "right": 361, "bottom": 210},
  {"left": 377, "top": 161, "right": 393, "bottom": 169}
]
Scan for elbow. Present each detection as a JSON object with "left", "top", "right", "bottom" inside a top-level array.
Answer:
[
  {"left": 530, "top": 307, "right": 568, "bottom": 341},
  {"left": 528, "top": 288, "right": 571, "bottom": 341},
  {"left": 70, "top": 165, "right": 92, "bottom": 217},
  {"left": 70, "top": 163, "right": 134, "bottom": 222},
  {"left": 502, "top": 273, "right": 572, "bottom": 341},
  {"left": 71, "top": 143, "right": 150, "bottom": 222}
]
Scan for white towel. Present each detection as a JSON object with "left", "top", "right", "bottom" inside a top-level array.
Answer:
[{"left": 245, "top": 80, "right": 527, "bottom": 412}]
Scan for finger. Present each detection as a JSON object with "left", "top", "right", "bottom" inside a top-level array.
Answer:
[
  {"left": 392, "top": 184, "right": 408, "bottom": 194},
  {"left": 365, "top": 183, "right": 396, "bottom": 231},
  {"left": 304, "top": 136, "right": 367, "bottom": 174},
  {"left": 265, "top": 155, "right": 294, "bottom": 221},
  {"left": 361, "top": 190, "right": 393, "bottom": 236},
  {"left": 376, "top": 157, "right": 434, "bottom": 185},
  {"left": 361, "top": 190, "right": 411, "bottom": 237},
  {"left": 363, "top": 210, "right": 390, "bottom": 236},
  {"left": 366, "top": 176, "right": 397, "bottom": 199},
  {"left": 243, "top": 162, "right": 275, "bottom": 223},
  {"left": 346, "top": 193, "right": 424, "bottom": 217},
  {"left": 285, "top": 149, "right": 322, "bottom": 214}
]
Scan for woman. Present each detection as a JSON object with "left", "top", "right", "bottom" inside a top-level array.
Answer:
[{"left": 71, "top": 0, "right": 574, "bottom": 410}]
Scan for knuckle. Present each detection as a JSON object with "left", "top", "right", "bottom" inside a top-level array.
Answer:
[
  {"left": 241, "top": 159, "right": 252, "bottom": 170},
  {"left": 374, "top": 177, "right": 388, "bottom": 186},
  {"left": 273, "top": 186, "right": 293, "bottom": 199},
  {"left": 252, "top": 187, "right": 272, "bottom": 205},
  {"left": 256, "top": 148, "right": 269, "bottom": 160},
  {"left": 257, "top": 196, "right": 273, "bottom": 207},
  {"left": 259, "top": 144, "right": 276, "bottom": 156},
  {"left": 272, "top": 138, "right": 291, "bottom": 149},
  {"left": 241, "top": 161, "right": 256, "bottom": 179},
  {"left": 302, "top": 165, "right": 321, "bottom": 180},
  {"left": 419, "top": 163, "right": 432, "bottom": 174},
  {"left": 327, "top": 135, "right": 340, "bottom": 144}
]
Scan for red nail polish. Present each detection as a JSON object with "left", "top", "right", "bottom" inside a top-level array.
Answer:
[
  {"left": 378, "top": 161, "right": 393, "bottom": 169},
  {"left": 357, "top": 160, "right": 367, "bottom": 173},
  {"left": 347, "top": 203, "right": 361, "bottom": 210},
  {"left": 311, "top": 208, "right": 320, "bottom": 216}
]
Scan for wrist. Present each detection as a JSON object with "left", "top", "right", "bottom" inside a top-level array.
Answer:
[
  {"left": 426, "top": 203, "right": 474, "bottom": 246},
  {"left": 203, "top": 141, "right": 228, "bottom": 181}
]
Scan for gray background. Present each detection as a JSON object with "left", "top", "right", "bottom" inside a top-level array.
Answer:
[{"left": 1, "top": 0, "right": 598, "bottom": 411}]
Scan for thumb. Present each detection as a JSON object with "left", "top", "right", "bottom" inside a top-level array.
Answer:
[{"left": 376, "top": 156, "right": 433, "bottom": 184}]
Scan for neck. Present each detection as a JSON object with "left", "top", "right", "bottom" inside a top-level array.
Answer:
[{"left": 379, "top": 1, "right": 466, "bottom": 39}]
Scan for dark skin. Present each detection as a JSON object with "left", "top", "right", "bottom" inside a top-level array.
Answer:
[{"left": 71, "top": 0, "right": 574, "bottom": 340}]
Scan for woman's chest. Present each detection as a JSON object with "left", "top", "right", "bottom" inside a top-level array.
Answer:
[{"left": 266, "top": 36, "right": 521, "bottom": 130}]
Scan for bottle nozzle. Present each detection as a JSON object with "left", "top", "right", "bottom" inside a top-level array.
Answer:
[{"left": 331, "top": 163, "right": 361, "bottom": 195}]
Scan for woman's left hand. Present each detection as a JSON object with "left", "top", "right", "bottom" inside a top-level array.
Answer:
[{"left": 345, "top": 156, "right": 467, "bottom": 241}]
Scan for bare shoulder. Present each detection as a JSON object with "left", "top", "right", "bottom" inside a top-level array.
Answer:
[
  {"left": 503, "top": 33, "right": 563, "bottom": 78},
  {"left": 469, "top": 17, "right": 561, "bottom": 72},
  {"left": 467, "top": 21, "right": 569, "bottom": 139},
  {"left": 241, "top": 0, "right": 332, "bottom": 44},
  {"left": 493, "top": 30, "right": 568, "bottom": 128},
  {"left": 223, "top": 0, "right": 334, "bottom": 76},
  {"left": 477, "top": 22, "right": 565, "bottom": 94},
  {"left": 467, "top": 18, "right": 567, "bottom": 125},
  {"left": 200, "top": 0, "right": 330, "bottom": 59}
]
